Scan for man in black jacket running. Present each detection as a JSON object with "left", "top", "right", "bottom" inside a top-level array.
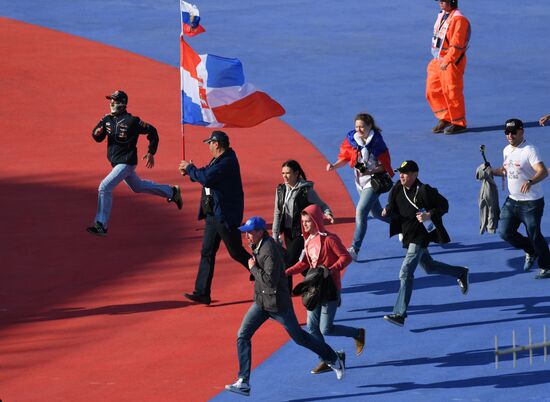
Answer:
[
  {"left": 87, "top": 90, "right": 182, "bottom": 236},
  {"left": 382, "top": 160, "right": 469, "bottom": 326}
]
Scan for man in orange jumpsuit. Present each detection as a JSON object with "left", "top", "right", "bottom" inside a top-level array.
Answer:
[{"left": 427, "top": 0, "right": 471, "bottom": 135}]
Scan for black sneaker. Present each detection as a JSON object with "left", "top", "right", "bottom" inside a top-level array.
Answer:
[
  {"left": 457, "top": 268, "right": 469, "bottom": 295},
  {"left": 384, "top": 314, "right": 405, "bottom": 327},
  {"left": 337, "top": 350, "right": 346, "bottom": 370},
  {"left": 524, "top": 253, "right": 537, "bottom": 272},
  {"left": 535, "top": 269, "right": 550, "bottom": 279},
  {"left": 169, "top": 185, "right": 183, "bottom": 210},
  {"left": 432, "top": 119, "right": 451, "bottom": 133},
  {"left": 444, "top": 124, "right": 467, "bottom": 135},
  {"left": 184, "top": 292, "right": 211, "bottom": 305},
  {"left": 86, "top": 222, "right": 108, "bottom": 237}
]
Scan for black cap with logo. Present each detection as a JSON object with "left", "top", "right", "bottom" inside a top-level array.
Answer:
[
  {"left": 105, "top": 90, "right": 128, "bottom": 104},
  {"left": 504, "top": 118, "right": 524, "bottom": 134},
  {"left": 395, "top": 160, "right": 419, "bottom": 173}
]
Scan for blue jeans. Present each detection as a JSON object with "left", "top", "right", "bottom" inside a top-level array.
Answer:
[
  {"left": 237, "top": 302, "right": 338, "bottom": 383},
  {"left": 307, "top": 298, "right": 360, "bottom": 359},
  {"left": 95, "top": 164, "right": 172, "bottom": 227},
  {"left": 499, "top": 197, "right": 550, "bottom": 269},
  {"left": 352, "top": 186, "right": 389, "bottom": 251},
  {"left": 393, "top": 243, "right": 467, "bottom": 317}
]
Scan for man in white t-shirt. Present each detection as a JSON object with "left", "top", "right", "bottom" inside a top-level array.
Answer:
[{"left": 492, "top": 118, "right": 550, "bottom": 279}]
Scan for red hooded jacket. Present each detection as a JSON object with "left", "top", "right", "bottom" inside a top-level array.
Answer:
[{"left": 285, "top": 204, "right": 352, "bottom": 291}]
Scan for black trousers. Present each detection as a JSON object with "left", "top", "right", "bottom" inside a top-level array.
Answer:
[
  {"left": 283, "top": 227, "right": 307, "bottom": 290},
  {"left": 283, "top": 227, "right": 305, "bottom": 266},
  {"left": 194, "top": 215, "right": 252, "bottom": 297}
]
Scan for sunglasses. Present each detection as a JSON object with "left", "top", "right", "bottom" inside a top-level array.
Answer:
[{"left": 505, "top": 130, "right": 518, "bottom": 136}]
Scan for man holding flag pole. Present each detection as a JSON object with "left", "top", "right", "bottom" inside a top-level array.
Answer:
[{"left": 178, "top": 1, "right": 286, "bottom": 304}]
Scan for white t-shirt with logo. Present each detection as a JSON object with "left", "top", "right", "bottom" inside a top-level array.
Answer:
[{"left": 503, "top": 140, "right": 543, "bottom": 201}]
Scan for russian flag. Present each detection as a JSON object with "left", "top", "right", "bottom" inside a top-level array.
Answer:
[
  {"left": 180, "top": 39, "right": 285, "bottom": 128},
  {"left": 181, "top": 0, "right": 205, "bottom": 37}
]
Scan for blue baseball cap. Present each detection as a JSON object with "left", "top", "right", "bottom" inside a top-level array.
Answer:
[{"left": 238, "top": 216, "right": 266, "bottom": 232}]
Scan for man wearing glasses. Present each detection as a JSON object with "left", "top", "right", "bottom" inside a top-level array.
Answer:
[{"left": 493, "top": 119, "right": 550, "bottom": 279}]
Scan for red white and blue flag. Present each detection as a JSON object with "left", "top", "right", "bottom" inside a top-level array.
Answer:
[
  {"left": 180, "top": 39, "right": 285, "bottom": 128},
  {"left": 180, "top": 0, "right": 205, "bottom": 37}
]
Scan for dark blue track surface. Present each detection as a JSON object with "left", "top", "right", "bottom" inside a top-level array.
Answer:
[{"left": 3, "top": 1, "right": 550, "bottom": 401}]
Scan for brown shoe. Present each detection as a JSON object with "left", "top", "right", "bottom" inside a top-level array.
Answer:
[
  {"left": 432, "top": 119, "right": 451, "bottom": 133},
  {"left": 310, "top": 361, "right": 332, "bottom": 374},
  {"left": 354, "top": 328, "right": 365, "bottom": 356},
  {"left": 444, "top": 124, "right": 467, "bottom": 135}
]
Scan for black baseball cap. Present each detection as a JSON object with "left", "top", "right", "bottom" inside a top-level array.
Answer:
[
  {"left": 105, "top": 90, "right": 128, "bottom": 104},
  {"left": 395, "top": 160, "right": 419, "bottom": 173},
  {"left": 203, "top": 130, "right": 230, "bottom": 147},
  {"left": 504, "top": 118, "right": 524, "bottom": 133}
]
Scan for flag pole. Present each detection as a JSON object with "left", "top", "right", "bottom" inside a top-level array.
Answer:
[
  {"left": 181, "top": 37, "right": 185, "bottom": 160},
  {"left": 180, "top": 31, "right": 186, "bottom": 160},
  {"left": 180, "top": 1, "right": 185, "bottom": 160},
  {"left": 181, "top": 123, "right": 186, "bottom": 159}
]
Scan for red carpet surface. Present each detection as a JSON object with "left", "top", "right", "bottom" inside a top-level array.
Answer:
[{"left": 0, "top": 18, "right": 355, "bottom": 401}]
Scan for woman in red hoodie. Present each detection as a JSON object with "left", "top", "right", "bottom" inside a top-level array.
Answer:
[{"left": 286, "top": 204, "right": 365, "bottom": 375}]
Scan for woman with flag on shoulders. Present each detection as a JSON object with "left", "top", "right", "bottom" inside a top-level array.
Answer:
[{"left": 326, "top": 113, "right": 394, "bottom": 261}]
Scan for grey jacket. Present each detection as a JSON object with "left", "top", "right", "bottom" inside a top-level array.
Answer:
[
  {"left": 272, "top": 180, "right": 332, "bottom": 240},
  {"left": 476, "top": 164, "right": 500, "bottom": 234},
  {"left": 249, "top": 234, "right": 291, "bottom": 312}
]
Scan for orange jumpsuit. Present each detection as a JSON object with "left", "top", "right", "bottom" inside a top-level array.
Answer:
[{"left": 426, "top": 9, "right": 471, "bottom": 127}]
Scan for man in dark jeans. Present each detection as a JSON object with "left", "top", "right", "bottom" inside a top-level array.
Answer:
[
  {"left": 225, "top": 216, "right": 344, "bottom": 396},
  {"left": 492, "top": 118, "right": 550, "bottom": 279},
  {"left": 382, "top": 160, "right": 469, "bottom": 327},
  {"left": 179, "top": 131, "right": 251, "bottom": 305}
]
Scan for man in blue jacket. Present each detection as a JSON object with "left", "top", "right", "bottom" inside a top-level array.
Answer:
[{"left": 179, "top": 131, "right": 251, "bottom": 305}]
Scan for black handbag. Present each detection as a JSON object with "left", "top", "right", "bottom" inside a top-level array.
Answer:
[
  {"left": 292, "top": 268, "right": 324, "bottom": 311},
  {"left": 371, "top": 172, "right": 393, "bottom": 194},
  {"left": 301, "top": 285, "right": 322, "bottom": 311}
]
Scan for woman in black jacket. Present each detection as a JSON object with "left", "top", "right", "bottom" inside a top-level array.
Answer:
[{"left": 272, "top": 160, "right": 334, "bottom": 288}]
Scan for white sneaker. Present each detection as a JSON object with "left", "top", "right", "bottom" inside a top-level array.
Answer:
[
  {"left": 347, "top": 247, "right": 358, "bottom": 261},
  {"left": 328, "top": 353, "right": 345, "bottom": 380},
  {"left": 225, "top": 378, "right": 250, "bottom": 396}
]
